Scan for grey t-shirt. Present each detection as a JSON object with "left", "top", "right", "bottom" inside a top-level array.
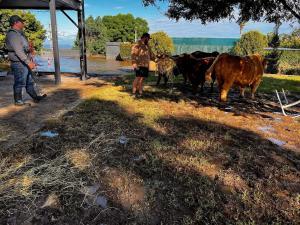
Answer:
[{"left": 5, "top": 29, "right": 30, "bottom": 64}]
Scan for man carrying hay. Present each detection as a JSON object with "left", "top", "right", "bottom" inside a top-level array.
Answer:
[{"left": 131, "top": 33, "right": 155, "bottom": 97}]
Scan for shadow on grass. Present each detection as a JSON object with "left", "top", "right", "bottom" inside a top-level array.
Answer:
[
  {"left": 115, "top": 74, "right": 300, "bottom": 118},
  {"left": 1, "top": 97, "right": 299, "bottom": 224}
]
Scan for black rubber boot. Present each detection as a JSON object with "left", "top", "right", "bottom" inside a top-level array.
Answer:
[
  {"left": 26, "top": 86, "right": 47, "bottom": 103},
  {"left": 33, "top": 94, "right": 47, "bottom": 103}
]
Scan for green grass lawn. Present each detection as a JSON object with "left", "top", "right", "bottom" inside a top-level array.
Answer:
[{"left": 259, "top": 74, "right": 300, "bottom": 93}]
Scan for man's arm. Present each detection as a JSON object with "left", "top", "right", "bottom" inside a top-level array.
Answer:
[
  {"left": 149, "top": 48, "right": 156, "bottom": 61},
  {"left": 7, "top": 32, "right": 30, "bottom": 65},
  {"left": 131, "top": 44, "right": 139, "bottom": 69}
]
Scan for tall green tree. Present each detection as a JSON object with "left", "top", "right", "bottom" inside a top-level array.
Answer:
[
  {"left": 102, "top": 14, "right": 149, "bottom": 42},
  {"left": 74, "top": 16, "right": 108, "bottom": 55},
  {"left": 143, "top": 0, "right": 300, "bottom": 23},
  {"left": 266, "top": 23, "right": 282, "bottom": 74},
  {"left": 232, "top": 30, "right": 268, "bottom": 56},
  {"left": 0, "top": 10, "right": 46, "bottom": 52}
]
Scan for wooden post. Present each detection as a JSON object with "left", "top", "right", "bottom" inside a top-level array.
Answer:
[
  {"left": 49, "top": 0, "right": 61, "bottom": 84},
  {"left": 78, "top": 0, "right": 87, "bottom": 80}
]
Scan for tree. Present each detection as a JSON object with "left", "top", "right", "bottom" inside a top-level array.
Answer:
[
  {"left": 142, "top": 0, "right": 300, "bottom": 23},
  {"left": 74, "top": 16, "right": 108, "bottom": 55},
  {"left": 280, "top": 28, "right": 300, "bottom": 48},
  {"left": 0, "top": 10, "right": 46, "bottom": 52},
  {"left": 266, "top": 23, "right": 282, "bottom": 74},
  {"left": 149, "top": 31, "right": 174, "bottom": 56},
  {"left": 102, "top": 14, "right": 149, "bottom": 42},
  {"left": 232, "top": 31, "right": 268, "bottom": 56}
]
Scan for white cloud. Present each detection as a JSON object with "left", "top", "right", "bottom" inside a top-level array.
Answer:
[{"left": 113, "top": 6, "right": 124, "bottom": 10}]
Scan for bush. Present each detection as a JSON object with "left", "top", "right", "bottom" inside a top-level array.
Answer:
[
  {"left": 232, "top": 30, "right": 268, "bottom": 56},
  {"left": 278, "top": 51, "right": 300, "bottom": 75},
  {"left": 119, "top": 42, "right": 133, "bottom": 60},
  {"left": 149, "top": 31, "right": 174, "bottom": 56}
]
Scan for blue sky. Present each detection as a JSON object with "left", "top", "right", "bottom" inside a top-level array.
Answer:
[{"left": 33, "top": 0, "right": 298, "bottom": 43}]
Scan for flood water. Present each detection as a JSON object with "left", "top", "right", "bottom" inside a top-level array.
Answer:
[{"left": 36, "top": 50, "right": 131, "bottom": 74}]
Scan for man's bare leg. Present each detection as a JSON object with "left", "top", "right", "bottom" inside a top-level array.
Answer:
[
  {"left": 132, "top": 77, "right": 139, "bottom": 94},
  {"left": 138, "top": 77, "right": 144, "bottom": 95}
]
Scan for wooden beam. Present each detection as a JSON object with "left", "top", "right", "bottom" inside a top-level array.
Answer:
[
  {"left": 50, "top": 0, "right": 61, "bottom": 84},
  {"left": 0, "top": 0, "right": 81, "bottom": 10},
  {"left": 61, "top": 10, "right": 78, "bottom": 28},
  {"left": 77, "top": 0, "right": 87, "bottom": 80}
]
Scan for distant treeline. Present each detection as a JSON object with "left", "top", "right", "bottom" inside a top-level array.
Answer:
[{"left": 73, "top": 13, "right": 149, "bottom": 55}]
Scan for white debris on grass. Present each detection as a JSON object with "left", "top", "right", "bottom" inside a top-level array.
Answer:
[
  {"left": 268, "top": 138, "right": 286, "bottom": 147},
  {"left": 258, "top": 126, "right": 275, "bottom": 133},
  {"left": 40, "top": 131, "right": 59, "bottom": 138}
]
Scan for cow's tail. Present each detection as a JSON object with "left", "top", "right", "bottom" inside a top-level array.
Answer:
[{"left": 205, "top": 54, "right": 222, "bottom": 81}]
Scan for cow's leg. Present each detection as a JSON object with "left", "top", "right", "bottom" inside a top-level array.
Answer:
[
  {"left": 156, "top": 74, "right": 162, "bottom": 86},
  {"left": 164, "top": 74, "right": 169, "bottom": 86},
  {"left": 200, "top": 82, "right": 204, "bottom": 93},
  {"left": 210, "top": 74, "right": 216, "bottom": 93},
  {"left": 220, "top": 81, "right": 234, "bottom": 102},
  {"left": 192, "top": 84, "right": 198, "bottom": 94},
  {"left": 239, "top": 86, "right": 245, "bottom": 98},
  {"left": 183, "top": 74, "right": 187, "bottom": 85},
  {"left": 250, "top": 79, "right": 262, "bottom": 99}
]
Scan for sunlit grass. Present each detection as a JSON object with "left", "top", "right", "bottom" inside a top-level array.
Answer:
[{"left": 259, "top": 74, "right": 300, "bottom": 93}]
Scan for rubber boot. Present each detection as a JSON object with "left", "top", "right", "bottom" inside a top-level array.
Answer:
[{"left": 26, "top": 86, "right": 47, "bottom": 103}]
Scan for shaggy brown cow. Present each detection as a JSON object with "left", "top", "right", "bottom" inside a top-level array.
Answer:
[
  {"left": 205, "top": 53, "right": 267, "bottom": 102},
  {"left": 156, "top": 54, "right": 177, "bottom": 86}
]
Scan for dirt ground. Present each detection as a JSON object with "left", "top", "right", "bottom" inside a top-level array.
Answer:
[
  {"left": 0, "top": 74, "right": 299, "bottom": 225},
  {"left": 0, "top": 74, "right": 111, "bottom": 150}
]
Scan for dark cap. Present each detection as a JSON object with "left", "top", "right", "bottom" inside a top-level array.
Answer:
[
  {"left": 9, "top": 15, "right": 24, "bottom": 26},
  {"left": 141, "top": 33, "right": 151, "bottom": 39}
]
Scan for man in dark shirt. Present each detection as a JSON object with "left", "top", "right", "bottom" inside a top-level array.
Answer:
[{"left": 5, "top": 15, "right": 46, "bottom": 106}]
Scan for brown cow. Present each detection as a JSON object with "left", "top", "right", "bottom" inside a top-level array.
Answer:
[
  {"left": 156, "top": 54, "right": 177, "bottom": 86},
  {"left": 174, "top": 51, "right": 219, "bottom": 86},
  {"left": 186, "top": 56, "right": 216, "bottom": 94},
  {"left": 205, "top": 53, "right": 267, "bottom": 102}
]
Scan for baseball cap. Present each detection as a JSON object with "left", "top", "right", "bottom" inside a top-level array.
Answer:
[
  {"left": 9, "top": 15, "right": 24, "bottom": 26},
  {"left": 141, "top": 33, "right": 151, "bottom": 39}
]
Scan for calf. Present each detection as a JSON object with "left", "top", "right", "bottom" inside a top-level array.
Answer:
[
  {"left": 181, "top": 56, "right": 216, "bottom": 94},
  {"left": 156, "top": 54, "right": 177, "bottom": 86},
  {"left": 205, "top": 53, "right": 267, "bottom": 102}
]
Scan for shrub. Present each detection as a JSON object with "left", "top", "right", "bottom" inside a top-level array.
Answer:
[
  {"left": 149, "top": 31, "right": 175, "bottom": 56},
  {"left": 278, "top": 51, "right": 300, "bottom": 75},
  {"left": 119, "top": 42, "right": 133, "bottom": 60},
  {"left": 232, "top": 30, "right": 268, "bottom": 56}
]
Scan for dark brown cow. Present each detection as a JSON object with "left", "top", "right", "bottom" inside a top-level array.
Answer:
[
  {"left": 205, "top": 53, "right": 267, "bottom": 102},
  {"left": 187, "top": 57, "right": 216, "bottom": 94},
  {"left": 191, "top": 51, "right": 219, "bottom": 58},
  {"left": 174, "top": 51, "right": 219, "bottom": 86}
]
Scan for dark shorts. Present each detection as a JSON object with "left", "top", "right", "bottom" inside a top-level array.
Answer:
[{"left": 135, "top": 67, "right": 149, "bottom": 78}]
